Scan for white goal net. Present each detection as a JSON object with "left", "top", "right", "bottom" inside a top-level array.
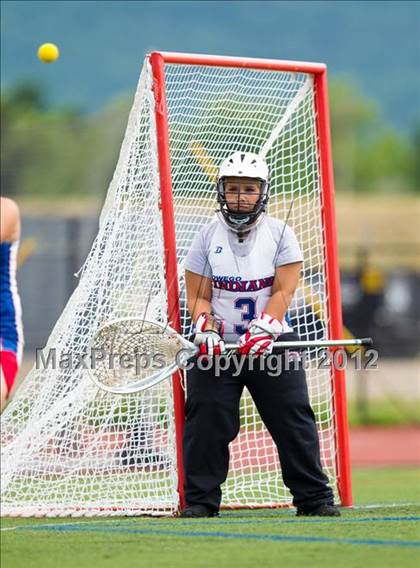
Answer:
[{"left": 1, "top": 54, "right": 339, "bottom": 516}]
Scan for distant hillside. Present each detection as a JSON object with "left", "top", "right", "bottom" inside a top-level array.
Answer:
[{"left": 1, "top": 1, "right": 419, "bottom": 131}]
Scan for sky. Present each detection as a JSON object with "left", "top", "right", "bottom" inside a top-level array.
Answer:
[{"left": 1, "top": 0, "right": 419, "bottom": 130}]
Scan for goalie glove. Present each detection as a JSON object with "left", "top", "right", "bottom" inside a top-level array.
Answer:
[
  {"left": 194, "top": 312, "right": 226, "bottom": 357},
  {"left": 238, "top": 312, "right": 287, "bottom": 357}
]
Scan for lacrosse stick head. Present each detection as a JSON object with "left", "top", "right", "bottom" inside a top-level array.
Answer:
[{"left": 88, "top": 318, "right": 196, "bottom": 394}]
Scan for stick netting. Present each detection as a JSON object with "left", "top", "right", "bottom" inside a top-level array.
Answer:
[
  {"left": 90, "top": 319, "right": 191, "bottom": 392},
  {"left": 1, "top": 56, "right": 338, "bottom": 516}
]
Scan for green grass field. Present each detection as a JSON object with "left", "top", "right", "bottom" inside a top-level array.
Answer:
[{"left": 1, "top": 468, "right": 419, "bottom": 568}]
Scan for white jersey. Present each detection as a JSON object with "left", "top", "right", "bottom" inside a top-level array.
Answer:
[{"left": 184, "top": 215, "right": 303, "bottom": 342}]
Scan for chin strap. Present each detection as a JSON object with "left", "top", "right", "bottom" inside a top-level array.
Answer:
[{"left": 215, "top": 210, "right": 267, "bottom": 235}]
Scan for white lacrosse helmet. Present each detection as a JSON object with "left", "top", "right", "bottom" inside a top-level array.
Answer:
[
  {"left": 217, "top": 151, "right": 270, "bottom": 233},
  {"left": 218, "top": 151, "right": 269, "bottom": 181}
]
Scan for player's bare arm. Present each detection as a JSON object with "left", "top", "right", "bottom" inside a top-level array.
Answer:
[
  {"left": 185, "top": 269, "right": 226, "bottom": 355},
  {"left": 264, "top": 261, "right": 302, "bottom": 322},
  {"left": 0, "top": 197, "right": 20, "bottom": 243},
  {"left": 185, "top": 270, "right": 213, "bottom": 327}
]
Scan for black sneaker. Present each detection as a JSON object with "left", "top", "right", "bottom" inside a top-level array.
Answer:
[
  {"left": 179, "top": 504, "right": 219, "bottom": 518},
  {"left": 296, "top": 503, "right": 341, "bottom": 517}
]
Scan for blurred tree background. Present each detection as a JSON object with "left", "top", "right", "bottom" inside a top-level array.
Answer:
[
  {"left": 2, "top": 79, "right": 418, "bottom": 200},
  {"left": 329, "top": 81, "right": 418, "bottom": 194},
  {"left": 1, "top": 82, "right": 130, "bottom": 200}
]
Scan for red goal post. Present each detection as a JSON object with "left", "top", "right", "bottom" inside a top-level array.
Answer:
[{"left": 151, "top": 51, "right": 352, "bottom": 508}]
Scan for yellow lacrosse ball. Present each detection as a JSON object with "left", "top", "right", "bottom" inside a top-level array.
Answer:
[{"left": 37, "top": 43, "right": 60, "bottom": 63}]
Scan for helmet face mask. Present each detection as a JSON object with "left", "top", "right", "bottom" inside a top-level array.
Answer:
[{"left": 216, "top": 152, "right": 269, "bottom": 234}]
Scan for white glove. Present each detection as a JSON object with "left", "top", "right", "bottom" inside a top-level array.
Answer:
[
  {"left": 238, "top": 312, "right": 286, "bottom": 357},
  {"left": 194, "top": 312, "right": 226, "bottom": 356}
]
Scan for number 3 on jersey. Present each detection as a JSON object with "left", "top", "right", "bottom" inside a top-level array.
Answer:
[{"left": 234, "top": 298, "right": 256, "bottom": 335}]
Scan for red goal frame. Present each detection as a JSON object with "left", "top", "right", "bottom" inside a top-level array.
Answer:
[{"left": 150, "top": 51, "right": 352, "bottom": 509}]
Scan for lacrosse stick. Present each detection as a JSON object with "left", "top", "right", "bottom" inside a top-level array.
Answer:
[{"left": 87, "top": 318, "right": 373, "bottom": 395}]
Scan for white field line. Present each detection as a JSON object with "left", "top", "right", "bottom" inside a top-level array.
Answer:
[
  {"left": 350, "top": 503, "right": 420, "bottom": 510},
  {"left": 1, "top": 502, "right": 419, "bottom": 533},
  {"left": 0, "top": 519, "right": 122, "bottom": 532},
  {"left": 1, "top": 527, "right": 19, "bottom": 531}
]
